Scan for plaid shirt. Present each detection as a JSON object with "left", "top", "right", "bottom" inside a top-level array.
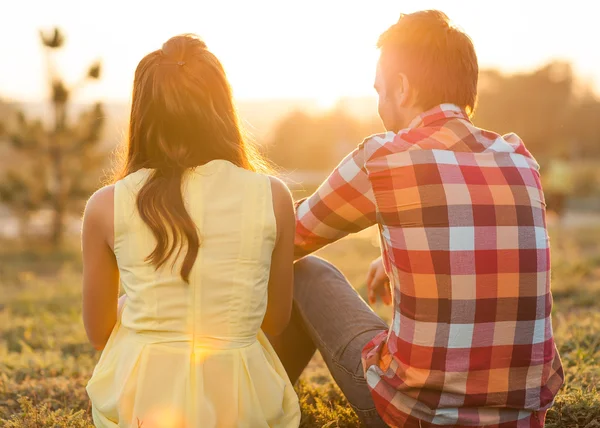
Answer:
[{"left": 294, "top": 104, "right": 564, "bottom": 427}]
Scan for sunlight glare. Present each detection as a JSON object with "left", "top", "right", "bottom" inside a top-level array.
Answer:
[
  {"left": 0, "top": 1, "right": 599, "bottom": 101},
  {"left": 143, "top": 406, "right": 187, "bottom": 428},
  {"left": 316, "top": 94, "right": 339, "bottom": 111}
]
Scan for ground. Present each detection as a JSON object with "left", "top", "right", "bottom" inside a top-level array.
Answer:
[{"left": 0, "top": 225, "right": 598, "bottom": 427}]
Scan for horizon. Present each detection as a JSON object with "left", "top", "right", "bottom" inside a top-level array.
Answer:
[{"left": 1, "top": 0, "right": 599, "bottom": 106}]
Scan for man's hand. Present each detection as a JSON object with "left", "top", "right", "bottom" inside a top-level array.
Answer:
[{"left": 366, "top": 256, "right": 392, "bottom": 305}]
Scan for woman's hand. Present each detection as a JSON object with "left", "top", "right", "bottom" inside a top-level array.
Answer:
[{"left": 366, "top": 257, "right": 392, "bottom": 305}]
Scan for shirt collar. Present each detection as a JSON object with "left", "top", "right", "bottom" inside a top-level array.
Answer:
[{"left": 407, "top": 103, "right": 470, "bottom": 129}]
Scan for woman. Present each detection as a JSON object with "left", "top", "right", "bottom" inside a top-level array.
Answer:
[{"left": 82, "top": 34, "right": 300, "bottom": 427}]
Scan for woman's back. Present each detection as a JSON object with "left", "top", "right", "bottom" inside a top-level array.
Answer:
[
  {"left": 117, "top": 160, "right": 275, "bottom": 340},
  {"left": 86, "top": 161, "right": 300, "bottom": 427}
]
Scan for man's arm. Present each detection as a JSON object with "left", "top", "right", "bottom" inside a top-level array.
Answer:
[{"left": 294, "top": 142, "right": 377, "bottom": 259}]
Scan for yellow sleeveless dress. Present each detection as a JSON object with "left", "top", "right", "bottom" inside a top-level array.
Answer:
[{"left": 86, "top": 160, "right": 301, "bottom": 428}]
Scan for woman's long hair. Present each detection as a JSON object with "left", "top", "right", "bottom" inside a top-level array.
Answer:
[{"left": 115, "top": 34, "right": 270, "bottom": 282}]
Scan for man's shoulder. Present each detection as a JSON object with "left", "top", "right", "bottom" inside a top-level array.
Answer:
[
  {"left": 359, "top": 129, "right": 422, "bottom": 159},
  {"left": 359, "top": 125, "right": 460, "bottom": 160},
  {"left": 360, "top": 122, "right": 533, "bottom": 160},
  {"left": 359, "top": 131, "right": 396, "bottom": 149}
]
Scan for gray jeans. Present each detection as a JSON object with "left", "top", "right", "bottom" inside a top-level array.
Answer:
[{"left": 270, "top": 256, "right": 389, "bottom": 427}]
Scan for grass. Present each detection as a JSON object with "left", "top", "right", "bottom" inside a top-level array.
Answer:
[{"left": 0, "top": 226, "right": 599, "bottom": 427}]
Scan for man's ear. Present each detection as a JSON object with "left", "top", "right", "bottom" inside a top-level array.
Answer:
[{"left": 395, "top": 72, "right": 412, "bottom": 107}]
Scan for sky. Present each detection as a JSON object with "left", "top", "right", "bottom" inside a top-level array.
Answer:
[{"left": 0, "top": 0, "right": 598, "bottom": 106}]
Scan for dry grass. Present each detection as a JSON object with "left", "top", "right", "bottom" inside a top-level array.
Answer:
[{"left": 1, "top": 226, "right": 599, "bottom": 427}]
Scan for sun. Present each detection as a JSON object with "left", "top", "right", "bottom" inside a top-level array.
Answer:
[{"left": 316, "top": 94, "right": 339, "bottom": 111}]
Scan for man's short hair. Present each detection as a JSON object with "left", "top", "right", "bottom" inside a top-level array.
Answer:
[{"left": 378, "top": 10, "right": 479, "bottom": 116}]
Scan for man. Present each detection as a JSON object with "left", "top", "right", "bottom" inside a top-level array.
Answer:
[{"left": 271, "top": 10, "right": 564, "bottom": 428}]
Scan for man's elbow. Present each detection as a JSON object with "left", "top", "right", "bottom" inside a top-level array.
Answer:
[
  {"left": 294, "top": 245, "right": 313, "bottom": 261},
  {"left": 294, "top": 235, "right": 331, "bottom": 260}
]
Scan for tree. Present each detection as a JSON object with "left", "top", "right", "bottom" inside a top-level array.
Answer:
[
  {"left": 267, "top": 105, "right": 383, "bottom": 171},
  {"left": 473, "top": 62, "right": 575, "bottom": 156},
  {"left": 0, "top": 113, "right": 48, "bottom": 238},
  {"left": 473, "top": 61, "right": 600, "bottom": 160},
  {"left": 0, "top": 28, "right": 104, "bottom": 246},
  {"left": 565, "top": 93, "right": 600, "bottom": 157},
  {"left": 267, "top": 61, "right": 600, "bottom": 171}
]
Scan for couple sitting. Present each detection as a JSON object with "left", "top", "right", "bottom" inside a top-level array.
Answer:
[{"left": 82, "top": 9, "right": 564, "bottom": 428}]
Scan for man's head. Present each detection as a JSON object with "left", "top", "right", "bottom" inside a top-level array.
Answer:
[{"left": 375, "top": 10, "right": 479, "bottom": 132}]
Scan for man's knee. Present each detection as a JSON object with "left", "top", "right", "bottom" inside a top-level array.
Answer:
[
  {"left": 293, "top": 255, "right": 346, "bottom": 305},
  {"left": 294, "top": 255, "right": 344, "bottom": 276},
  {"left": 294, "top": 256, "right": 344, "bottom": 289}
]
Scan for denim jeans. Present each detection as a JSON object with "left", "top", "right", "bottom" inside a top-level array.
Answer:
[{"left": 270, "top": 256, "right": 389, "bottom": 427}]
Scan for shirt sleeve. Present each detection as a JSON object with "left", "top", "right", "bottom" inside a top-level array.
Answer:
[{"left": 294, "top": 141, "right": 377, "bottom": 258}]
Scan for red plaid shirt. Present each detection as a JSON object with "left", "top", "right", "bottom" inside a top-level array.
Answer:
[{"left": 294, "top": 104, "right": 564, "bottom": 427}]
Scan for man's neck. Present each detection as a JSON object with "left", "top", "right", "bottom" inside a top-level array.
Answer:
[{"left": 399, "top": 106, "right": 426, "bottom": 131}]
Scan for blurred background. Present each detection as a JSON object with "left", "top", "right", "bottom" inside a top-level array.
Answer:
[
  {"left": 0, "top": 1, "right": 598, "bottom": 426},
  {"left": 0, "top": 0, "right": 599, "bottom": 244}
]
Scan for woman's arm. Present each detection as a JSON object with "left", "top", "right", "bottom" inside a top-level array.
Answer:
[
  {"left": 81, "top": 185, "right": 120, "bottom": 351},
  {"left": 261, "top": 177, "right": 295, "bottom": 337}
]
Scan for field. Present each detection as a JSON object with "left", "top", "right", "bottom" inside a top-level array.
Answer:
[{"left": 0, "top": 225, "right": 599, "bottom": 427}]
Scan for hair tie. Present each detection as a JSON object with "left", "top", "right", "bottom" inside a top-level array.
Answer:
[{"left": 158, "top": 60, "right": 186, "bottom": 67}]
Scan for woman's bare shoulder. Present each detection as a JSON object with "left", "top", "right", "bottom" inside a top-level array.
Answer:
[
  {"left": 267, "top": 176, "right": 293, "bottom": 207},
  {"left": 83, "top": 185, "right": 115, "bottom": 228}
]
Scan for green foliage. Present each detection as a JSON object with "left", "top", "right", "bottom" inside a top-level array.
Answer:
[
  {"left": 87, "top": 62, "right": 102, "bottom": 80},
  {"left": 39, "top": 28, "right": 65, "bottom": 49},
  {"left": 0, "top": 228, "right": 599, "bottom": 426},
  {"left": 297, "top": 381, "right": 359, "bottom": 427},
  {"left": 474, "top": 62, "right": 600, "bottom": 159},
  {"left": 267, "top": 107, "right": 383, "bottom": 171},
  {"left": 3, "top": 397, "right": 92, "bottom": 428},
  {"left": 268, "top": 61, "right": 600, "bottom": 174},
  {"left": 0, "top": 27, "right": 105, "bottom": 246}
]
